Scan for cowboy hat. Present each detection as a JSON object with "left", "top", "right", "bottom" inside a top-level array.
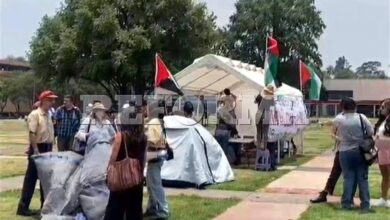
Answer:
[
  {"left": 92, "top": 102, "right": 107, "bottom": 111},
  {"left": 261, "top": 85, "right": 275, "bottom": 97}
]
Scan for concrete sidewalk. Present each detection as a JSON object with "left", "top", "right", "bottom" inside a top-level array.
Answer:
[{"left": 214, "top": 152, "right": 337, "bottom": 220}]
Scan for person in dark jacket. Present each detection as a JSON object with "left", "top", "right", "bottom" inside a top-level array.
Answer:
[{"left": 104, "top": 104, "right": 147, "bottom": 220}]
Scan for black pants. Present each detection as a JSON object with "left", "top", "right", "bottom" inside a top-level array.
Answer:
[
  {"left": 104, "top": 185, "right": 143, "bottom": 220},
  {"left": 18, "top": 143, "right": 52, "bottom": 210},
  {"left": 324, "top": 151, "right": 342, "bottom": 195},
  {"left": 57, "top": 136, "right": 74, "bottom": 151},
  {"left": 267, "top": 142, "right": 277, "bottom": 170}
]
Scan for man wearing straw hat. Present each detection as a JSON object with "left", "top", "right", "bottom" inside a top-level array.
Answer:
[
  {"left": 255, "top": 85, "right": 278, "bottom": 171},
  {"left": 17, "top": 90, "right": 58, "bottom": 216}
]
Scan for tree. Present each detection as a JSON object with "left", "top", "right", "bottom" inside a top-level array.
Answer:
[
  {"left": 356, "top": 61, "right": 387, "bottom": 79},
  {"left": 29, "top": 0, "right": 218, "bottom": 98},
  {"left": 0, "top": 81, "right": 8, "bottom": 113},
  {"left": 220, "top": 0, "right": 325, "bottom": 88},
  {"left": 3, "top": 72, "right": 36, "bottom": 114},
  {"left": 332, "top": 56, "right": 357, "bottom": 79}
]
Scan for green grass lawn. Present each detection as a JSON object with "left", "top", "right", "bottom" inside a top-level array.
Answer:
[
  {"left": 302, "top": 124, "right": 334, "bottom": 155},
  {"left": 208, "top": 123, "right": 335, "bottom": 192},
  {"left": 299, "top": 203, "right": 389, "bottom": 220},
  {"left": 0, "top": 158, "right": 27, "bottom": 179},
  {"left": 0, "top": 120, "right": 29, "bottom": 156},
  {"left": 333, "top": 165, "right": 383, "bottom": 199},
  {"left": 208, "top": 169, "right": 289, "bottom": 191},
  {"left": 0, "top": 190, "right": 238, "bottom": 220}
]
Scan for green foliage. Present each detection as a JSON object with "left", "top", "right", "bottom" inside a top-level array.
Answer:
[
  {"left": 356, "top": 61, "right": 387, "bottom": 79},
  {"left": 0, "top": 81, "right": 8, "bottom": 113},
  {"left": 2, "top": 72, "right": 36, "bottom": 113},
  {"left": 29, "top": 0, "right": 219, "bottom": 97},
  {"left": 327, "top": 56, "right": 357, "bottom": 79},
  {"left": 219, "top": 0, "right": 325, "bottom": 88},
  {"left": 219, "top": 0, "right": 326, "bottom": 89}
]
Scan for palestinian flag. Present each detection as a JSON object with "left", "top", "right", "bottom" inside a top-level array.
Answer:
[
  {"left": 299, "top": 61, "right": 322, "bottom": 100},
  {"left": 264, "top": 36, "right": 280, "bottom": 87},
  {"left": 155, "top": 53, "right": 183, "bottom": 96}
]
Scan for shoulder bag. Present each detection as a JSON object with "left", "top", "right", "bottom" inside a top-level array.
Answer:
[
  {"left": 358, "top": 114, "right": 378, "bottom": 166},
  {"left": 106, "top": 132, "right": 143, "bottom": 192}
]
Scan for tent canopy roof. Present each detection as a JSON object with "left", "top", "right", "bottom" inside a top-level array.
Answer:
[{"left": 175, "top": 54, "right": 302, "bottom": 97}]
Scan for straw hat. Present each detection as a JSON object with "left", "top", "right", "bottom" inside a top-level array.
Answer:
[
  {"left": 261, "top": 85, "right": 275, "bottom": 97},
  {"left": 92, "top": 102, "right": 107, "bottom": 111}
]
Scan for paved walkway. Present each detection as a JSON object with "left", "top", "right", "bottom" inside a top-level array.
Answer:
[
  {"left": 0, "top": 175, "right": 250, "bottom": 200},
  {"left": 0, "top": 151, "right": 382, "bottom": 220},
  {"left": 213, "top": 151, "right": 389, "bottom": 220}
]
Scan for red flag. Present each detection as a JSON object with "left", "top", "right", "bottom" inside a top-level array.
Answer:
[
  {"left": 267, "top": 37, "right": 279, "bottom": 56},
  {"left": 155, "top": 54, "right": 183, "bottom": 95},
  {"left": 299, "top": 60, "right": 311, "bottom": 90}
]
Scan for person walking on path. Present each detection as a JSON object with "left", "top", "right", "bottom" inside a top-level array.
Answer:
[
  {"left": 375, "top": 98, "right": 390, "bottom": 207},
  {"left": 17, "top": 90, "right": 58, "bottom": 216},
  {"left": 334, "top": 97, "right": 374, "bottom": 213},
  {"left": 104, "top": 105, "right": 147, "bottom": 220},
  {"left": 54, "top": 95, "right": 81, "bottom": 151}
]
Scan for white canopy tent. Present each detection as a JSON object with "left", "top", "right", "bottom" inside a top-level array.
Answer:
[{"left": 175, "top": 54, "right": 303, "bottom": 137}]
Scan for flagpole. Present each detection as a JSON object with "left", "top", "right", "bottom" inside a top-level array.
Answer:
[
  {"left": 299, "top": 60, "right": 302, "bottom": 91},
  {"left": 264, "top": 35, "right": 268, "bottom": 86}
]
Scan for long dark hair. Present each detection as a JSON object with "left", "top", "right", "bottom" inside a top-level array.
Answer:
[
  {"left": 375, "top": 99, "right": 390, "bottom": 135},
  {"left": 119, "top": 106, "right": 145, "bottom": 143}
]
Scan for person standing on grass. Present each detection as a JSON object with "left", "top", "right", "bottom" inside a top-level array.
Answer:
[
  {"left": 375, "top": 98, "right": 390, "bottom": 207},
  {"left": 200, "top": 95, "right": 208, "bottom": 126},
  {"left": 54, "top": 95, "right": 81, "bottom": 151},
  {"left": 144, "top": 100, "right": 169, "bottom": 220},
  {"left": 334, "top": 97, "right": 374, "bottom": 213},
  {"left": 104, "top": 104, "right": 147, "bottom": 220},
  {"left": 17, "top": 90, "right": 57, "bottom": 216}
]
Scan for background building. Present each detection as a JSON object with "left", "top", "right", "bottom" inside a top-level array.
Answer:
[{"left": 307, "top": 79, "right": 390, "bottom": 117}]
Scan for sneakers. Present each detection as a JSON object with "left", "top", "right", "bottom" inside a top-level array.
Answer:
[
  {"left": 377, "top": 198, "right": 387, "bottom": 207},
  {"left": 310, "top": 191, "right": 328, "bottom": 203}
]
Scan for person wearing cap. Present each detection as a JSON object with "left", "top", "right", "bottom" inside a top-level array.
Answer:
[
  {"left": 17, "top": 90, "right": 57, "bottom": 216},
  {"left": 255, "top": 85, "right": 278, "bottom": 171},
  {"left": 75, "top": 102, "right": 116, "bottom": 155},
  {"left": 54, "top": 95, "right": 82, "bottom": 151}
]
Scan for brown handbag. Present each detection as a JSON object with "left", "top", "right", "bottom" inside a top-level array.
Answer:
[{"left": 106, "top": 132, "right": 143, "bottom": 192}]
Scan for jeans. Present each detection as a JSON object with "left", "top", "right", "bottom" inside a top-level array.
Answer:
[
  {"left": 18, "top": 143, "right": 52, "bottom": 211},
  {"left": 57, "top": 136, "right": 74, "bottom": 151},
  {"left": 104, "top": 184, "right": 143, "bottom": 220},
  {"left": 146, "top": 159, "right": 169, "bottom": 218},
  {"left": 339, "top": 148, "right": 370, "bottom": 210},
  {"left": 267, "top": 142, "right": 277, "bottom": 170},
  {"left": 215, "top": 129, "right": 235, "bottom": 163}
]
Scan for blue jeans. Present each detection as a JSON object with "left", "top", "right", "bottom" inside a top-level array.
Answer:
[
  {"left": 215, "top": 129, "right": 235, "bottom": 163},
  {"left": 146, "top": 159, "right": 169, "bottom": 218},
  {"left": 339, "top": 148, "right": 370, "bottom": 210}
]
